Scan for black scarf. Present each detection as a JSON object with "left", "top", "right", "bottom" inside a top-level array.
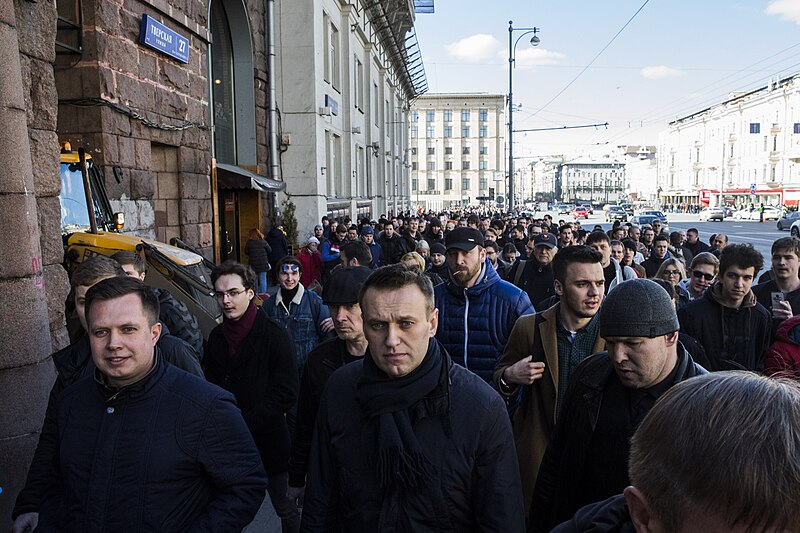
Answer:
[{"left": 356, "top": 339, "right": 446, "bottom": 490}]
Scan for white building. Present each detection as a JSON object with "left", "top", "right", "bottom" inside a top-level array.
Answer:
[
  {"left": 409, "top": 93, "right": 506, "bottom": 211},
  {"left": 657, "top": 74, "right": 800, "bottom": 208},
  {"left": 560, "top": 157, "right": 626, "bottom": 205},
  {"left": 277, "top": 0, "right": 427, "bottom": 233},
  {"left": 530, "top": 156, "right": 565, "bottom": 203},
  {"left": 616, "top": 145, "right": 657, "bottom": 202}
]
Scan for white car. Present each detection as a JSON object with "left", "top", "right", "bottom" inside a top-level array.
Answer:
[
  {"left": 699, "top": 207, "right": 724, "bottom": 221},
  {"left": 747, "top": 207, "right": 781, "bottom": 221}
]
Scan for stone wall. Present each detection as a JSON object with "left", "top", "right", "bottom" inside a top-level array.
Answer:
[
  {"left": 55, "top": 0, "right": 214, "bottom": 257},
  {"left": 0, "top": 0, "right": 69, "bottom": 528}
]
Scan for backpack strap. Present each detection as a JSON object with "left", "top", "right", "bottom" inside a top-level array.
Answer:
[{"left": 512, "top": 259, "right": 528, "bottom": 288}]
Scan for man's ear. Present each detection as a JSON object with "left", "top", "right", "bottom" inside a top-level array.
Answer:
[
  {"left": 553, "top": 278, "right": 563, "bottom": 297},
  {"left": 624, "top": 486, "right": 656, "bottom": 533}
]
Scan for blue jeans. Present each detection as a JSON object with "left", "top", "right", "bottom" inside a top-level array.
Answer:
[{"left": 256, "top": 271, "right": 268, "bottom": 294}]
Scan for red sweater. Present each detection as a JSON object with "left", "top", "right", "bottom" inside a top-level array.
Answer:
[{"left": 299, "top": 247, "right": 323, "bottom": 287}]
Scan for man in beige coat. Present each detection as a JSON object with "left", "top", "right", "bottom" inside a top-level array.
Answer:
[{"left": 494, "top": 245, "right": 607, "bottom": 519}]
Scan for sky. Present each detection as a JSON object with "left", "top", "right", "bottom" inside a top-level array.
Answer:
[{"left": 413, "top": 0, "right": 800, "bottom": 163}]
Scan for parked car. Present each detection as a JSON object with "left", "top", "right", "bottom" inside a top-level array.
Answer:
[
  {"left": 640, "top": 210, "right": 668, "bottom": 223},
  {"left": 778, "top": 211, "right": 800, "bottom": 230},
  {"left": 732, "top": 208, "right": 752, "bottom": 220},
  {"left": 572, "top": 206, "right": 589, "bottom": 219},
  {"left": 580, "top": 203, "right": 594, "bottom": 215},
  {"left": 621, "top": 203, "right": 634, "bottom": 215},
  {"left": 699, "top": 207, "right": 725, "bottom": 221},
  {"left": 791, "top": 219, "right": 800, "bottom": 238},
  {"left": 557, "top": 203, "right": 573, "bottom": 215},
  {"left": 606, "top": 205, "right": 628, "bottom": 222},
  {"left": 742, "top": 207, "right": 781, "bottom": 221}
]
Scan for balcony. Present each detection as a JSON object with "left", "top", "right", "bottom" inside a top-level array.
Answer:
[{"left": 769, "top": 151, "right": 781, "bottom": 163}]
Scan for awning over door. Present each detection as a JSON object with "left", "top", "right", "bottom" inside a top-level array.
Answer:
[{"left": 216, "top": 163, "right": 286, "bottom": 192}]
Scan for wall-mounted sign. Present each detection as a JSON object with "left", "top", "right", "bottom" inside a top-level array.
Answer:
[
  {"left": 325, "top": 94, "right": 339, "bottom": 116},
  {"left": 139, "top": 14, "right": 190, "bottom": 64}
]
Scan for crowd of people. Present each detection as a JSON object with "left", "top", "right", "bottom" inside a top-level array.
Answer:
[{"left": 10, "top": 209, "right": 800, "bottom": 533}]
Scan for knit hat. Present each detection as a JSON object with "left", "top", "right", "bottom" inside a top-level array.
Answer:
[
  {"left": 431, "top": 243, "right": 446, "bottom": 256},
  {"left": 599, "top": 278, "right": 679, "bottom": 339},
  {"left": 429, "top": 217, "right": 442, "bottom": 227},
  {"left": 322, "top": 266, "right": 372, "bottom": 306},
  {"left": 307, "top": 236, "right": 320, "bottom": 245},
  {"left": 360, "top": 226, "right": 374, "bottom": 236}
]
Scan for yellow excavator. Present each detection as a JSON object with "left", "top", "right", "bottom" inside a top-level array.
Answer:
[{"left": 59, "top": 143, "right": 221, "bottom": 350}]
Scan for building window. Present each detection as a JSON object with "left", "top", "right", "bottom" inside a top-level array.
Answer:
[
  {"left": 411, "top": 162, "right": 418, "bottom": 170},
  {"left": 411, "top": 127, "right": 418, "bottom": 139},
  {"left": 412, "top": 178, "right": 418, "bottom": 190},
  {"left": 462, "top": 178, "right": 470, "bottom": 189},
  {"left": 444, "top": 110, "right": 452, "bottom": 122},
  {"left": 445, "top": 146, "right": 453, "bottom": 155},
  {"left": 329, "top": 22, "right": 340, "bottom": 89},
  {"left": 410, "top": 147, "right": 417, "bottom": 155},
  {"left": 479, "top": 177, "right": 488, "bottom": 189},
  {"left": 750, "top": 123, "right": 760, "bottom": 134},
  {"left": 411, "top": 111, "right": 418, "bottom": 122},
  {"left": 462, "top": 160, "right": 470, "bottom": 170},
  {"left": 479, "top": 125, "right": 487, "bottom": 138},
  {"left": 462, "top": 147, "right": 470, "bottom": 155},
  {"left": 373, "top": 82, "right": 379, "bottom": 126},
  {"left": 445, "top": 178, "right": 453, "bottom": 190},
  {"left": 461, "top": 109, "right": 470, "bottom": 121},
  {"left": 479, "top": 159, "right": 488, "bottom": 170},
  {"left": 445, "top": 161, "right": 453, "bottom": 170},
  {"left": 426, "top": 110, "right": 435, "bottom": 122},
  {"left": 427, "top": 146, "right": 435, "bottom": 155},
  {"left": 461, "top": 126, "right": 470, "bottom": 137},
  {"left": 426, "top": 126, "right": 435, "bottom": 137},
  {"left": 427, "top": 161, "right": 436, "bottom": 171},
  {"left": 427, "top": 178, "right": 436, "bottom": 190},
  {"left": 794, "top": 123, "right": 800, "bottom": 134},
  {"left": 479, "top": 145, "right": 488, "bottom": 155},
  {"left": 479, "top": 108, "right": 488, "bottom": 122},
  {"left": 444, "top": 126, "right": 453, "bottom": 138},
  {"left": 354, "top": 57, "right": 364, "bottom": 110}
]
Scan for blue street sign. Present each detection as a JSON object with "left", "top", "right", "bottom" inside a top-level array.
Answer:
[
  {"left": 414, "top": 0, "right": 435, "bottom": 13},
  {"left": 139, "top": 15, "right": 190, "bottom": 64},
  {"left": 750, "top": 183, "right": 757, "bottom": 194}
]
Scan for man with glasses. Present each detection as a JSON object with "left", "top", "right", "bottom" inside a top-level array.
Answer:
[
  {"left": 678, "top": 252, "right": 718, "bottom": 301},
  {"left": 204, "top": 261, "right": 300, "bottom": 533}
]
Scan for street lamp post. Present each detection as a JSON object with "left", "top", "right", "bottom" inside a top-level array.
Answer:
[{"left": 508, "top": 20, "right": 539, "bottom": 213}]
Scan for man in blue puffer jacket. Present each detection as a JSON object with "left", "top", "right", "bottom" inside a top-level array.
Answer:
[{"left": 434, "top": 227, "right": 535, "bottom": 382}]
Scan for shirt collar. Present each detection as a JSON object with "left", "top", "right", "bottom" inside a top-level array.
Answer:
[{"left": 276, "top": 283, "right": 305, "bottom": 310}]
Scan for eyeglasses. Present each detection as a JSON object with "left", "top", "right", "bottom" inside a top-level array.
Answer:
[
  {"left": 281, "top": 264, "right": 300, "bottom": 273},
  {"left": 692, "top": 271, "right": 715, "bottom": 281},
  {"left": 663, "top": 270, "right": 680, "bottom": 277},
  {"left": 214, "top": 288, "right": 247, "bottom": 300}
]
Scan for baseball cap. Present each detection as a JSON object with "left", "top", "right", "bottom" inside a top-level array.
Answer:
[
  {"left": 445, "top": 227, "right": 484, "bottom": 251},
  {"left": 533, "top": 233, "right": 557, "bottom": 248}
]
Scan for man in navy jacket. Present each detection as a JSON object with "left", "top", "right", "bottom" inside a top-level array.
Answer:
[{"left": 434, "top": 227, "right": 534, "bottom": 382}]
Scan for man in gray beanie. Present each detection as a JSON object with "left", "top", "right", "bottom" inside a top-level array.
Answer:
[{"left": 530, "top": 278, "right": 706, "bottom": 532}]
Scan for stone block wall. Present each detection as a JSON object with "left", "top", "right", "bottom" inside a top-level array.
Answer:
[{"left": 55, "top": 0, "right": 214, "bottom": 257}]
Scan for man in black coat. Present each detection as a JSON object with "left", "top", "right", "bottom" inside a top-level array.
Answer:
[
  {"left": 683, "top": 226, "right": 710, "bottom": 257},
  {"left": 286, "top": 267, "right": 372, "bottom": 508},
  {"left": 530, "top": 279, "right": 706, "bottom": 532},
  {"left": 11, "top": 258, "right": 204, "bottom": 533},
  {"left": 678, "top": 244, "right": 770, "bottom": 371},
  {"left": 35, "top": 276, "right": 267, "bottom": 532},
  {"left": 301, "top": 264, "right": 525, "bottom": 531},
  {"left": 204, "top": 261, "right": 300, "bottom": 533},
  {"left": 640, "top": 233, "right": 670, "bottom": 278},
  {"left": 378, "top": 220, "right": 402, "bottom": 265},
  {"left": 507, "top": 233, "right": 558, "bottom": 309}
]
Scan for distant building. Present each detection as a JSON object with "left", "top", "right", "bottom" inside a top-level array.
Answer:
[
  {"left": 530, "top": 157, "right": 565, "bottom": 203},
  {"left": 616, "top": 145, "right": 657, "bottom": 202},
  {"left": 560, "top": 157, "right": 626, "bottom": 205},
  {"left": 409, "top": 94, "right": 505, "bottom": 211},
  {"left": 657, "top": 74, "right": 800, "bottom": 208}
]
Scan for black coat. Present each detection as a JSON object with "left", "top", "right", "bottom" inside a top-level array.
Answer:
[
  {"left": 550, "top": 495, "right": 634, "bottom": 533},
  {"left": 244, "top": 238, "right": 273, "bottom": 272},
  {"left": 204, "top": 311, "right": 299, "bottom": 474},
  {"left": 12, "top": 334, "right": 203, "bottom": 519},
  {"left": 38, "top": 355, "right": 267, "bottom": 532},
  {"left": 678, "top": 283, "right": 770, "bottom": 371},
  {"left": 266, "top": 228, "right": 290, "bottom": 265},
  {"left": 507, "top": 258, "right": 554, "bottom": 309},
  {"left": 301, "top": 354, "right": 525, "bottom": 532},
  {"left": 530, "top": 346, "right": 705, "bottom": 532},
  {"left": 288, "top": 337, "right": 362, "bottom": 488},
  {"left": 378, "top": 232, "right": 402, "bottom": 265}
]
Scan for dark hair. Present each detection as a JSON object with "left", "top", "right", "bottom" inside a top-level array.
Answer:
[
  {"left": 771, "top": 236, "right": 800, "bottom": 258},
  {"left": 585, "top": 230, "right": 610, "bottom": 246},
  {"left": 85, "top": 276, "right": 160, "bottom": 327},
  {"left": 718, "top": 243, "right": 763, "bottom": 276},
  {"left": 650, "top": 277, "right": 675, "bottom": 299},
  {"left": 558, "top": 224, "right": 572, "bottom": 233},
  {"left": 629, "top": 372, "right": 800, "bottom": 531},
  {"left": 211, "top": 260, "right": 256, "bottom": 290},
  {"left": 359, "top": 263, "right": 434, "bottom": 316},
  {"left": 514, "top": 224, "right": 526, "bottom": 234},
  {"left": 341, "top": 241, "right": 372, "bottom": 266},
  {"left": 111, "top": 250, "right": 146, "bottom": 275},
  {"left": 687, "top": 227, "right": 699, "bottom": 235},
  {"left": 467, "top": 214, "right": 480, "bottom": 226},
  {"left": 503, "top": 243, "right": 518, "bottom": 255},
  {"left": 484, "top": 240, "right": 499, "bottom": 253},
  {"left": 669, "top": 231, "right": 682, "bottom": 246},
  {"left": 552, "top": 245, "right": 603, "bottom": 283},
  {"left": 653, "top": 233, "right": 669, "bottom": 244},
  {"left": 621, "top": 238, "right": 638, "bottom": 251},
  {"left": 277, "top": 255, "right": 302, "bottom": 273},
  {"left": 610, "top": 239, "right": 623, "bottom": 248},
  {"left": 71, "top": 256, "right": 127, "bottom": 289}
]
